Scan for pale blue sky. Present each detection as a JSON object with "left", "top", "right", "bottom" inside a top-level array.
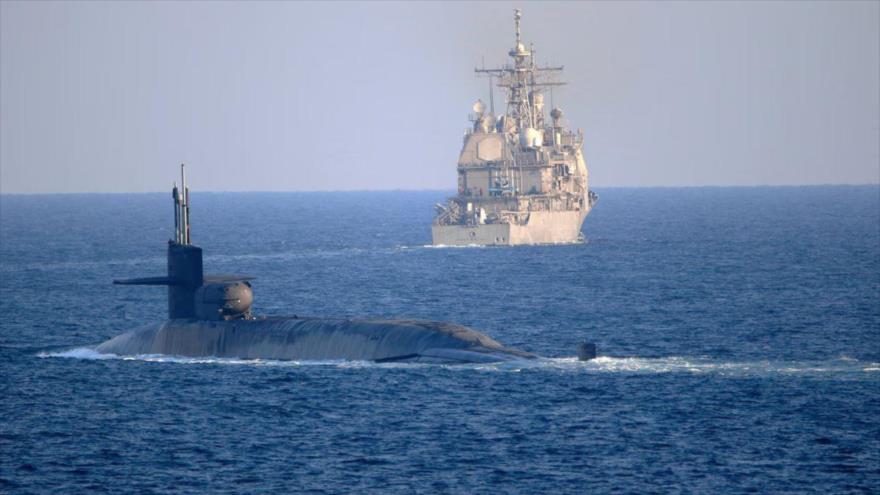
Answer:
[{"left": 1, "top": 1, "right": 878, "bottom": 193}]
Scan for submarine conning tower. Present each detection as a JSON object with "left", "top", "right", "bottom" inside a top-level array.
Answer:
[{"left": 114, "top": 164, "right": 254, "bottom": 321}]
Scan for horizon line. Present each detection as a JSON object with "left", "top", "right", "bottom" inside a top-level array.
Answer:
[{"left": 1, "top": 182, "right": 879, "bottom": 196}]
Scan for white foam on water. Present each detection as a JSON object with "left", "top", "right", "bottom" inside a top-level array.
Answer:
[
  {"left": 458, "top": 356, "right": 880, "bottom": 376},
  {"left": 38, "top": 347, "right": 354, "bottom": 367},
  {"left": 419, "top": 239, "right": 586, "bottom": 249},
  {"left": 38, "top": 347, "right": 119, "bottom": 360},
  {"left": 421, "top": 244, "right": 488, "bottom": 249},
  {"left": 528, "top": 356, "right": 877, "bottom": 375},
  {"left": 38, "top": 348, "right": 878, "bottom": 375}
]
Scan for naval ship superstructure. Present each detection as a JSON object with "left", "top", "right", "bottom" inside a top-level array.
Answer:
[{"left": 432, "top": 9, "right": 597, "bottom": 246}]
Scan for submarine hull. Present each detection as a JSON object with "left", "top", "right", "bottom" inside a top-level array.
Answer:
[{"left": 96, "top": 317, "right": 535, "bottom": 364}]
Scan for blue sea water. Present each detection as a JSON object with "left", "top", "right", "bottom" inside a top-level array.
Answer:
[{"left": 0, "top": 186, "right": 878, "bottom": 493}]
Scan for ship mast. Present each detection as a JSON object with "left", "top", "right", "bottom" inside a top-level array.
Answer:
[
  {"left": 509, "top": 9, "right": 531, "bottom": 131},
  {"left": 475, "top": 9, "right": 566, "bottom": 141}
]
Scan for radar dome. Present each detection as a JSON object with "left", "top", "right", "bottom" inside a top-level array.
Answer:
[{"left": 509, "top": 43, "right": 529, "bottom": 57}]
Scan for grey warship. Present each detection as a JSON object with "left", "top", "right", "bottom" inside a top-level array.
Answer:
[
  {"left": 96, "top": 165, "right": 536, "bottom": 364},
  {"left": 432, "top": 9, "right": 597, "bottom": 246}
]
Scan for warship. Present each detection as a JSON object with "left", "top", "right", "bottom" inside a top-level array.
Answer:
[
  {"left": 432, "top": 9, "right": 598, "bottom": 246},
  {"left": 93, "top": 165, "right": 602, "bottom": 364}
]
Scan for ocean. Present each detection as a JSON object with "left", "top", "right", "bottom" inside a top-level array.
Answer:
[{"left": 1, "top": 186, "right": 878, "bottom": 493}]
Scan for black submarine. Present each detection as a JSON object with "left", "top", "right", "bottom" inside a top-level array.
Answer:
[{"left": 94, "top": 165, "right": 597, "bottom": 364}]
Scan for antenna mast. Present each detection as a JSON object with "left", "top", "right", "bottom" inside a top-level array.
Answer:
[
  {"left": 514, "top": 8, "right": 521, "bottom": 45},
  {"left": 489, "top": 75, "right": 495, "bottom": 114},
  {"left": 180, "top": 163, "right": 190, "bottom": 245},
  {"left": 173, "top": 182, "right": 180, "bottom": 243},
  {"left": 473, "top": 9, "right": 566, "bottom": 137}
]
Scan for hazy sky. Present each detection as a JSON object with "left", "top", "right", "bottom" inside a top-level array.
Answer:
[{"left": 1, "top": 1, "right": 878, "bottom": 193}]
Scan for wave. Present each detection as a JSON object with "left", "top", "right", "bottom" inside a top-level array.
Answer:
[
  {"left": 0, "top": 246, "right": 400, "bottom": 274},
  {"left": 38, "top": 347, "right": 356, "bottom": 367},
  {"left": 418, "top": 239, "right": 586, "bottom": 249},
  {"left": 525, "top": 356, "right": 880, "bottom": 375},
  {"left": 419, "top": 244, "right": 488, "bottom": 249},
  {"left": 0, "top": 255, "right": 166, "bottom": 274},
  {"left": 38, "top": 348, "right": 880, "bottom": 375},
  {"left": 4, "top": 240, "right": 591, "bottom": 274}
]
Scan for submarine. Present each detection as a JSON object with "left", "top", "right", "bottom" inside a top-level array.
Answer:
[{"left": 95, "top": 165, "right": 557, "bottom": 364}]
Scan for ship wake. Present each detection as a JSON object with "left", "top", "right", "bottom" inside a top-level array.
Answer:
[{"left": 38, "top": 348, "right": 878, "bottom": 375}]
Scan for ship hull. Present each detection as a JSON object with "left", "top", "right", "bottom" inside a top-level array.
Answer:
[
  {"left": 432, "top": 208, "right": 589, "bottom": 246},
  {"left": 95, "top": 317, "right": 536, "bottom": 364}
]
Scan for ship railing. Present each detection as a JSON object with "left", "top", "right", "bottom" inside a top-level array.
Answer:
[
  {"left": 434, "top": 209, "right": 457, "bottom": 225},
  {"left": 513, "top": 155, "right": 542, "bottom": 167},
  {"left": 516, "top": 195, "right": 580, "bottom": 213},
  {"left": 557, "top": 133, "right": 579, "bottom": 148},
  {"left": 434, "top": 198, "right": 467, "bottom": 226},
  {"left": 498, "top": 211, "right": 528, "bottom": 225}
]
